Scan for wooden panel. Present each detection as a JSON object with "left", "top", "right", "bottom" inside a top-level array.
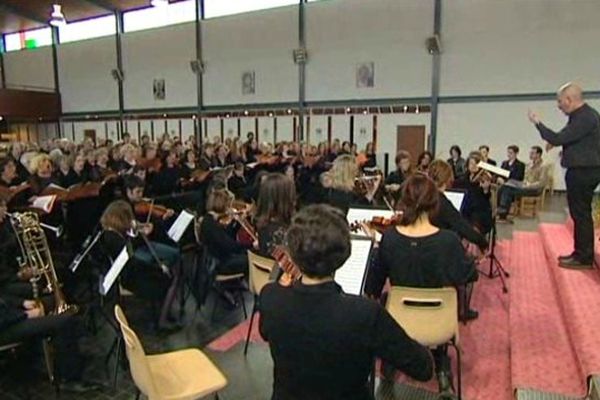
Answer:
[
  {"left": 0, "top": 89, "right": 61, "bottom": 119},
  {"left": 396, "top": 125, "right": 425, "bottom": 163}
]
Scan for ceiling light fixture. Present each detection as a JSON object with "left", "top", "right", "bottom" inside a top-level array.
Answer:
[
  {"left": 403, "top": 105, "right": 408, "bottom": 113},
  {"left": 49, "top": 4, "right": 66, "bottom": 27},
  {"left": 415, "top": 106, "right": 420, "bottom": 114}
]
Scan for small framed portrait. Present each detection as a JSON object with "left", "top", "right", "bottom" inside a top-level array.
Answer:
[
  {"left": 242, "top": 71, "right": 256, "bottom": 95},
  {"left": 153, "top": 78, "right": 166, "bottom": 100},
  {"left": 356, "top": 62, "right": 374, "bottom": 88}
]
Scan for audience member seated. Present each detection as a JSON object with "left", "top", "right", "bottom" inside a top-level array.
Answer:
[
  {"left": 478, "top": 145, "right": 496, "bottom": 166},
  {"left": 259, "top": 204, "right": 433, "bottom": 400},
  {"left": 499, "top": 145, "right": 526, "bottom": 183},
  {"left": 447, "top": 145, "right": 466, "bottom": 180}
]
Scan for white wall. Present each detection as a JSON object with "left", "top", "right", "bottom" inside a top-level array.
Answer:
[
  {"left": 58, "top": 37, "right": 118, "bottom": 112},
  {"left": 276, "top": 117, "right": 295, "bottom": 142},
  {"left": 308, "top": 115, "right": 327, "bottom": 145},
  {"left": 122, "top": 23, "right": 197, "bottom": 110},
  {"left": 4, "top": 47, "right": 55, "bottom": 90},
  {"left": 258, "top": 117, "right": 275, "bottom": 144},
  {"left": 441, "top": 0, "right": 600, "bottom": 96},
  {"left": 203, "top": 6, "right": 298, "bottom": 105},
  {"left": 305, "top": 0, "right": 433, "bottom": 101}
]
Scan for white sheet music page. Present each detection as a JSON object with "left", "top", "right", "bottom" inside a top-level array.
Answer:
[
  {"left": 334, "top": 239, "right": 372, "bottom": 296},
  {"left": 443, "top": 191, "right": 465, "bottom": 212},
  {"left": 101, "top": 246, "right": 130, "bottom": 295},
  {"left": 167, "top": 210, "right": 195, "bottom": 242}
]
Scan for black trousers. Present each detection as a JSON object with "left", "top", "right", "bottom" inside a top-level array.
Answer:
[{"left": 565, "top": 167, "right": 600, "bottom": 263}]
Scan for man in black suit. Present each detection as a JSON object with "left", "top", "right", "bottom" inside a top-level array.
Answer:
[
  {"left": 478, "top": 145, "right": 497, "bottom": 166},
  {"left": 529, "top": 83, "right": 600, "bottom": 269},
  {"left": 496, "top": 145, "right": 526, "bottom": 222},
  {"left": 259, "top": 204, "right": 433, "bottom": 400}
]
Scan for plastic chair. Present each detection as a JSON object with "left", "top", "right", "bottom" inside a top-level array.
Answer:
[
  {"left": 114, "top": 305, "right": 227, "bottom": 400},
  {"left": 385, "top": 286, "right": 462, "bottom": 400},
  {"left": 244, "top": 250, "right": 276, "bottom": 355}
]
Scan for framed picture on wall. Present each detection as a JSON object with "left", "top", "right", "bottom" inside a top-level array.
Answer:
[
  {"left": 153, "top": 78, "right": 166, "bottom": 100},
  {"left": 356, "top": 62, "right": 374, "bottom": 88},
  {"left": 242, "top": 71, "right": 255, "bottom": 95}
]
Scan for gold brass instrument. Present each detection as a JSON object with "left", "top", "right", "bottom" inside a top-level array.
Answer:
[{"left": 8, "top": 211, "right": 78, "bottom": 316}]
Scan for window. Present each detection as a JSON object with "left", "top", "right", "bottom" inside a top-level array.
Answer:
[
  {"left": 4, "top": 27, "right": 53, "bottom": 52},
  {"left": 204, "top": 0, "right": 297, "bottom": 19},
  {"left": 123, "top": 0, "right": 196, "bottom": 33},
  {"left": 59, "top": 14, "right": 116, "bottom": 43}
]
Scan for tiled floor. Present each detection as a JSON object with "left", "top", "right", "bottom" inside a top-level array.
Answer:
[{"left": 0, "top": 193, "right": 576, "bottom": 400}]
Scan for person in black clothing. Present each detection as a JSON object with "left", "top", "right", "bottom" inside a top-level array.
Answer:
[
  {"left": 199, "top": 144, "right": 215, "bottom": 170},
  {"left": 259, "top": 204, "right": 433, "bottom": 400},
  {"left": 200, "top": 188, "right": 248, "bottom": 275},
  {"left": 447, "top": 145, "right": 466, "bottom": 180},
  {"left": 228, "top": 162, "right": 248, "bottom": 200},
  {"left": 151, "top": 150, "right": 182, "bottom": 196},
  {"left": 385, "top": 150, "right": 413, "bottom": 205},
  {"left": 499, "top": 145, "right": 525, "bottom": 182},
  {"left": 428, "top": 160, "right": 489, "bottom": 251},
  {"left": 368, "top": 174, "right": 476, "bottom": 396},
  {"left": 417, "top": 151, "right": 433, "bottom": 173},
  {"left": 324, "top": 154, "right": 380, "bottom": 215},
  {"left": 8, "top": 142, "right": 29, "bottom": 185},
  {"left": 116, "top": 144, "right": 138, "bottom": 174},
  {"left": 529, "top": 83, "right": 600, "bottom": 269},
  {"left": 455, "top": 152, "right": 493, "bottom": 235},
  {"left": 362, "top": 142, "right": 377, "bottom": 169},
  {"left": 478, "top": 145, "right": 496, "bottom": 166},
  {"left": 255, "top": 173, "right": 295, "bottom": 257}
]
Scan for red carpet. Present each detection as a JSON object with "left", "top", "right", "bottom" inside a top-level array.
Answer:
[
  {"left": 540, "top": 223, "right": 600, "bottom": 379},
  {"left": 509, "top": 231, "right": 585, "bottom": 397},
  {"left": 208, "top": 314, "right": 265, "bottom": 352}
]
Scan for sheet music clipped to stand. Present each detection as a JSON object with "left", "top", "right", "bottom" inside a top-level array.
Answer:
[
  {"left": 167, "top": 210, "right": 195, "bottom": 243},
  {"left": 100, "top": 246, "right": 130, "bottom": 296},
  {"left": 334, "top": 238, "right": 373, "bottom": 296}
]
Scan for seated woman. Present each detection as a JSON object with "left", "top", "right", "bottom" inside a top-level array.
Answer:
[
  {"left": 98, "top": 200, "right": 176, "bottom": 329},
  {"left": 259, "top": 204, "right": 433, "bottom": 400},
  {"left": 368, "top": 173, "right": 477, "bottom": 396},
  {"left": 428, "top": 159, "right": 489, "bottom": 252},
  {"left": 385, "top": 150, "right": 414, "bottom": 205},
  {"left": 324, "top": 154, "right": 380, "bottom": 215},
  {"left": 416, "top": 150, "right": 433, "bottom": 173},
  {"left": 255, "top": 173, "right": 295, "bottom": 257},
  {"left": 454, "top": 151, "right": 493, "bottom": 235},
  {"left": 200, "top": 188, "right": 248, "bottom": 276}
]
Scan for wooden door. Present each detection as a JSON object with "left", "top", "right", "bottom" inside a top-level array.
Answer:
[
  {"left": 396, "top": 125, "right": 426, "bottom": 163},
  {"left": 84, "top": 129, "right": 96, "bottom": 143}
]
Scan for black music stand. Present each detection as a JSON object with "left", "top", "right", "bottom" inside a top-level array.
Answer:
[{"left": 483, "top": 215, "right": 509, "bottom": 293}]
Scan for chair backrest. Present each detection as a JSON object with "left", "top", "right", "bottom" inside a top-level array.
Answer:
[
  {"left": 386, "top": 286, "right": 459, "bottom": 347},
  {"left": 247, "top": 250, "right": 275, "bottom": 296},
  {"left": 114, "top": 305, "right": 158, "bottom": 398}
]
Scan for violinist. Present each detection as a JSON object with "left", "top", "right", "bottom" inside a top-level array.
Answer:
[
  {"left": 324, "top": 154, "right": 381, "bottom": 215},
  {"left": 385, "top": 150, "right": 413, "bottom": 197},
  {"left": 367, "top": 174, "right": 476, "bottom": 396},
  {"left": 255, "top": 173, "right": 295, "bottom": 257},
  {"left": 228, "top": 162, "right": 248, "bottom": 200},
  {"left": 200, "top": 188, "right": 248, "bottom": 276},
  {"left": 454, "top": 151, "right": 493, "bottom": 235},
  {"left": 124, "top": 175, "right": 175, "bottom": 223}
]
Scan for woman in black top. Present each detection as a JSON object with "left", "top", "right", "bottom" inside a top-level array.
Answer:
[
  {"left": 369, "top": 173, "right": 476, "bottom": 396},
  {"left": 151, "top": 150, "right": 181, "bottom": 196},
  {"left": 428, "top": 159, "right": 489, "bottom": 251},
  {"left": 454, "top": 152, "right": 493, "bottom": 235},
  {"left": 324, "top": 154, "right": 380, "bottom": 215},
  {"left": 200, "top": 188, "right": 248, "bottom": 275},
  {"left": 260, "top": 205, "right": 432, "bottom": 400},
  {"left": 362, "top": 142, "right": 377, "bottom": 169},
  {"left": 416, "top": 151, "right": 433, "bottom": 173},
  {"left": 255, "top": 173, "right": 295, "bottom": 257}
]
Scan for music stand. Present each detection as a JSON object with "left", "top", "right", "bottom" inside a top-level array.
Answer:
[{"left": 483, "top": 215, "right": 509, "bottom": 293}]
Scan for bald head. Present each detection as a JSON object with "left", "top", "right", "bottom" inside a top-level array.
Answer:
[{"left": 557, "top": 82, "right": 585, "bottom": 115}]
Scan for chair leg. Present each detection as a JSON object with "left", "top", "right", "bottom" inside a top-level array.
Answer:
[
  {"left": 135, "top": 388, "right": 141, "bottom": 400},
  {"left": 244, "top": 301, "right": 258, "bottom": 356},
  {"left": 112, "top": 336, "right": 123, "bottom": 391},
  {"left": 240, "top": 291, "right": 247, "bottom": 319},
  {"left": 451, "top": 340, "right": 462, "bottom": 400}
]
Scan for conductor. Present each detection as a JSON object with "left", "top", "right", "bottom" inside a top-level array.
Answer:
[{"left": 528, "top": 83, "right": 600, "bottom": 269}]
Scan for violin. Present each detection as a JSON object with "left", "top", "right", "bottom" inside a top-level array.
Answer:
[
  {"left": 138, "top": 157, "right": 162, "bottom": 173},
  {"left": 349, "top": 213, "right": 403, "bottom": 236},
  {"left": 272, "top": 245, "right": 302, "bottom": 287},
  {"left": 134, "top": 200, "right": 172, "bottom": 221}
]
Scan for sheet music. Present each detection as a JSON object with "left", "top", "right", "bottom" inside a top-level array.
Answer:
[
  {"left": 31, "top": 195, "right": 57, "bottom": 213},
  {"left": 503, "top": 179, "right": 525, "bottom": 189},
  {"left": 347, "top": 208, "right": 394, "bottom": 238},
  {"left": 444, "top": 191, "right": 466, "bottom": 212},
  {"left": 477, "top": 161, "right": 510, "bottom": 178},
  {"left": 167, "top": 210, "right": 195, "bottom": 242},
  {"left": 100, "top": 246, "right": 130, "bottom": 295},
  {"left": 334, "top": 239, "right": 372, "bottom": 296}
]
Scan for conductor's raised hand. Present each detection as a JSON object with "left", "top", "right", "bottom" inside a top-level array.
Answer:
[{"left": 528, "top": 109, "right": 540, "bottom": 124}]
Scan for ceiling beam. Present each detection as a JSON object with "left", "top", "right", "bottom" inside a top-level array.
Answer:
[
  {"left": 0, "top": 2, "right": 48, "bottom": 25},
  {"left": 83, "top": 0, "right": 118, "bottom": 12}
]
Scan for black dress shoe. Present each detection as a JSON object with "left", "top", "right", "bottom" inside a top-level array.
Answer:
[
  {"left": 558, "top": 253, "right": 575, "bottom": 262},
  {"left": 465, "top": 309, "right": 479, "bottom": 321},
  {"left": 559, "top": 257, "right": 593, "bottom": 270}
]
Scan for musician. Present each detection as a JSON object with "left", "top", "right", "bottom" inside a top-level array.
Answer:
[
  {"left": 259, "top": 204, "right": 433, "bottom": 400},
  {"left": 340, "top": 141, "right": 352, "bottom": 155},
  {"left": 428, "top": 160, "right": 489, "bottom": 251},
  {"left": 89, "top": 147, "right": 111, "bottom": 183},
  {"left": 498, "top": 145, "right": 525, "bottom": 183},
  {"left": 28, "top": 154, "right": 59, "bottom": 195},
  {"left": 326, "top": 140, "right": 340, "bottom": 163},
  {"left": 116, "top": 144, "right": 137, "bottom": 174},
  {"left": 255, "top": 173, "right": 295, "bottom": 257},
  {"left": 199, "top": 144, "right": 215, "bottom": 170},
  {"left": 0, "top": 159, "right": 30, "bottom": 209},
  {"left": 152, "top": 150, "right": 181, "bottom": 196},
  {"left": 362, "top": 142, "right": 377, "bottom": 169},
  {"left": 0, "top": 158, "right": 18, "bottom": 187},
  {"left": 447, "top": 145, "right": 466, "bottom": 179},
  {"left": 0, "top": 199, "right": 32, "bottom": 297},
  {"left": 367, "top": 174, "right": 476, "bottom": 395},
  {"left": 478, "top": 145, "right": 497, "bottom": 166},
  {"left": 98, "top": 200, "right": 175, "bottom": 329},
  {"left": 61, "top": 153, "right": 89, "bottom": 188},
  {"left": 228, "top": 162, "right": 248, "bottom": 200},
  {"left": 8, "top": 142, "right": 29, "bottom": 184},
  {"left": 385, "top": 150, "right": 413, "bottom": 196},
  {"left": 214, "top": 145, "right": 229, "bottom": 168},
  {"left": 199, "top": 188, "right": 248, "bottom": 275},
  {"left": 324, "top": 154, "right": 380, "bottom": 215},
  {"left": 455, "top": 152, "right": 493, "bottom": 235},
  {"left": 417, "top": 151, "right": 433, "bottom": 173}
]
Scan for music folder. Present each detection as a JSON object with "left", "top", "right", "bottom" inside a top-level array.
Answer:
[
  {"left": 477, "top": 161, "right": 510, "bottom": 179},
  {"left": 334, "top": 237, "right": 373, "bottom": 296},
  {"left": 99, "top": 246, "right": 131, "bottom": 296},
  {"left": 444, "top": 190, "right": 466, "bottom": 212},
  {"left": 167, "top": 209, "right": 195, "bottom": 242}
]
